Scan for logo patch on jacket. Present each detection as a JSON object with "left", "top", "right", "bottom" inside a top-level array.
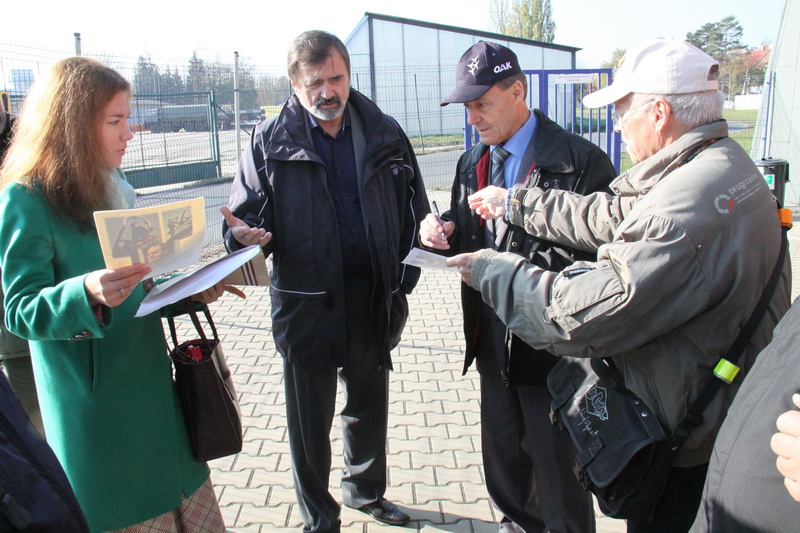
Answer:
[
  {"left": 714, "top": 194, "right": 734, "bottom": 214},
  {"left": 716, "top": 172, "right": 763, "bottom": 214}
]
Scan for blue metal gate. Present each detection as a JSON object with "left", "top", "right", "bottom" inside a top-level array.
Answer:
[{"left": 464, "top": 68, "right": 622, "bottom": 172}]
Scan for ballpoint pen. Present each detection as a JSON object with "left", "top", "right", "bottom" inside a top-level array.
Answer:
[{"left": 431, "top": 201, "right": 447, "bottom": 241}]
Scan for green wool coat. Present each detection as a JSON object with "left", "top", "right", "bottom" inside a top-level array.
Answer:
[{"left": 0, "top": 183, "right": 209, "bottom": 531}]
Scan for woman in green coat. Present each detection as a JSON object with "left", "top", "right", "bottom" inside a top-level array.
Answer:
[{"left": 0, "top": 57, "right": 240, "bottom": 532}]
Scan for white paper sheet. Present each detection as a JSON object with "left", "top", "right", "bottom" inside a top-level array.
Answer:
[
  {"left": 402, "top": 248, "right": 458, "bottom": 271},
  {"left": 135, "top": 245, "right": 261, "bottom": 317}
]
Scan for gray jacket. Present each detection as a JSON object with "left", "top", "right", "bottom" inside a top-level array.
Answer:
[{"left": 471, "top": 120, "right": 791, "bottom": 466}]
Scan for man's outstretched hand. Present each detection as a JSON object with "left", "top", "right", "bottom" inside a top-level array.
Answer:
[{"left": 221, "top": 206, "right": 272, "bottom": 248}]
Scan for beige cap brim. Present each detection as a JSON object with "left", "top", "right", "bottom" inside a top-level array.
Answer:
[{"left": 582, "top": 83, "right": 632, "bottom": 108}]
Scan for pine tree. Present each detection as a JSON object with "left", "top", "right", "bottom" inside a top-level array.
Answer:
[{"left": 686, "top": 15, "right": 749, "bottom": 95}]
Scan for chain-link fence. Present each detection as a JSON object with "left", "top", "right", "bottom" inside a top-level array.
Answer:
[
  {"left": 0, "top": 43, "right": 469, "bottom": 250},
  {"left": 1, "top": 41, "right": 775, "bottom": 249}
]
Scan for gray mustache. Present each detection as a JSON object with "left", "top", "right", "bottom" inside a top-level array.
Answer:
[{"left": 316, "top": 96, "right": 341, "bottom": 107}]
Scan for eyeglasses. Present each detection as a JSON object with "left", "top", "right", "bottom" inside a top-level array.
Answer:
[{"left": 612, "top": 98, "right": 655, "bottom": 126}]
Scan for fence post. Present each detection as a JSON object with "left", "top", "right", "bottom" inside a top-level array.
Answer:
[
  {"left": 761, "top": 71, "right": 775, "bottom": 160},
  {"left": 234, "top": 51, "right": 241, "bottom": 163},
  {"left": 414, "top": 74, "right": 425, "bottom": 152},
  {"left": 210, "top": 91, "right": 222, "bottom": 178}
]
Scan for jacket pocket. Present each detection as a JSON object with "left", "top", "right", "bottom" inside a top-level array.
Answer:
[
  {"left": 270, "top": 286, "right": 343, "bottom": 366},
  {"left": 270, "top": 285, "right": 327, "bottom": 298},
  {"left": 386, "top": 289, "right": 409, "bottom": 350},
  {"left": 90, "top": 339, "right": 100, "bottom": 392},
  {"left": 546, "top": 262, "right": 625, "bottom": 334}
]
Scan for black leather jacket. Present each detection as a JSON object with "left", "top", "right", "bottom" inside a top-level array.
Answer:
[{"left": 442, "top": 109, "right": 616, "bottom": 384}]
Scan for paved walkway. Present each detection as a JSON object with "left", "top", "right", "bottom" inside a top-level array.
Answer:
[{"left": 188, "top": 190, "right": 800, "bottom": 532}]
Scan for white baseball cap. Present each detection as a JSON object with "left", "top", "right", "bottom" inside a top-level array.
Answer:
[{"left": 583, "top": 39, "right": 719, "bottom": 108}]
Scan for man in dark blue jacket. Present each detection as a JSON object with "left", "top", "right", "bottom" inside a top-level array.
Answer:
[
  {"left": 420, "top": 41, "right": 616, "bottom": 533},
  {"left": 222, "top": 30, "right": 428, "bottom": 533}
]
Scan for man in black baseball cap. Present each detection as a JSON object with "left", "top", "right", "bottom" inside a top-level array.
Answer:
[
  {"left": 420, "top": 41, "right": 616, "bottom": 532},
  {"left": 441, "top": 41, "right": 522, "bottom": 106}
]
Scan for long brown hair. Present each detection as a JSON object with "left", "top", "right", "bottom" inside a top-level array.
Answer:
[{"left": 0, "top": 57, "right": 131, "bottom": 227}]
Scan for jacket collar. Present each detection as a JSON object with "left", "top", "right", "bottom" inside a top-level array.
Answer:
[
  {"left": 263, "top": 90, "right": 400, "bottom": 159},
  {"left": 612, "top": 120, "right": 730, "bottom": 196},
  {"left": 529, "top": 108, "right": 576, "bottom": 175}
]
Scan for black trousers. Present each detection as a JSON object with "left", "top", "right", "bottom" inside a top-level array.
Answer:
[
  {"left": 283, "top": 275, "right": 390, "bottom": 533},
  {"left": 476, "top": 311, "right": 595, "bottom": 533},
  {"left": 480, "top": 372, "right": 596, "bottom": 533}
]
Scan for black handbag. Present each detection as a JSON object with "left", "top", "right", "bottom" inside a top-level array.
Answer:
[
  {"left": 548, "top": 213, "right": 790, "bottom": 520},
  {"left": 167, "top": 305, "right": 243, "bottom": 462}
]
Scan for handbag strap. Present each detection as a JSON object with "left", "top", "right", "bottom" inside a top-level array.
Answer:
[
  {"left": 672, "top": 216, "right": 790, "bottom": 444},
  {"left": 166, "top": 300, "right": 219, "bottom": 350}
]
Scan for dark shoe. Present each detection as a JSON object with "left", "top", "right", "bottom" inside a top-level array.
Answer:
[{"left": 354, "top": 498, "right": 410, "bottom": 526}]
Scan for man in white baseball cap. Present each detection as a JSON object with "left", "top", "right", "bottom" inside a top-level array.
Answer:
[
  {"left": 582, "top": 39, "right": 719, "bottom": 108},
  {"left": 453, "top": 38, "right": 791, "bottom": 533},
  {"left": 585, "top": 38, "right": 721, "bottom": 165}
]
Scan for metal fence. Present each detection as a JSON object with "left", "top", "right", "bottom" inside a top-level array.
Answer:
[
  {"left": 1, "top": 42, "right": 774, "bottom": 250},
  {"left": 127, "top": 93, "right": 221, "bottom": 189}
]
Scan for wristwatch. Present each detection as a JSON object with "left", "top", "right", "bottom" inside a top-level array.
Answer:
[{"left": 506, "top": 187, "right": 519, "bottom": 221}]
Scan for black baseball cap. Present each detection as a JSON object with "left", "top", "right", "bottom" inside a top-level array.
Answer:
[{"left": 441, "top": 41, "right": 522, "bottom": 106}]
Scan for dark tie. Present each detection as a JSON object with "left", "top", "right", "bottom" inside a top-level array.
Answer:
[
  {"left": 491, "top": 146, "right": 511, "bottom": 188},
  {"left": 488, "top": 146, "right": 511, "bottom": 248}
]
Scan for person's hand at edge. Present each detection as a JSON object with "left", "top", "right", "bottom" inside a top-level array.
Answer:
[{"left": 772, "top": 393, "right": 800, "bottom": 502}]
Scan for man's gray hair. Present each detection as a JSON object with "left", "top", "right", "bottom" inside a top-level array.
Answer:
[
  {"left": 630, "top": 90, "right": 724, "bottom": 131},
  {"left": 497, "top": 72, "right": 528, "bottom": 99},
  {"left": 287, "top": 30, "right": 351, "bottom": 82}
]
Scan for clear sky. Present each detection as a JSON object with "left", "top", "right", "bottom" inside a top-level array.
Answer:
[{"left": 2, "top": 0, "right": 785, "bottom": 69}]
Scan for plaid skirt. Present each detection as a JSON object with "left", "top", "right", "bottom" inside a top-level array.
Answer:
[{"left": 108, "top": 478, "right": 225, "bottom": 533}]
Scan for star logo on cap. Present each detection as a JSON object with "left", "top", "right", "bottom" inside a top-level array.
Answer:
[{"left": 467, "top": 55, "right": 481, "bottom": 76}]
